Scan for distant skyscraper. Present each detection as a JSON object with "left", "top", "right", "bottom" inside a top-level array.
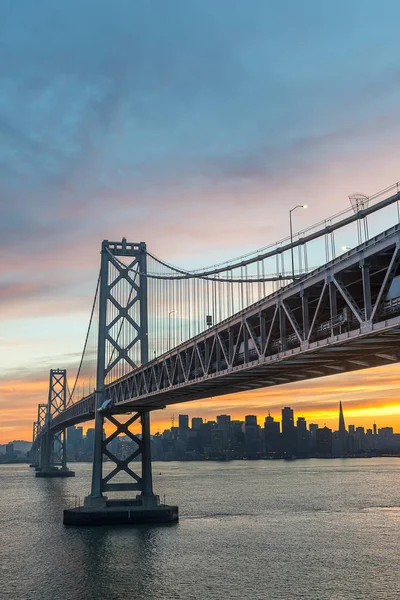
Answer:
[
  {"left": 245, "top": 415, "right": 259, "bottom": 457},
  {"left": 282, "top": 407, "right": 294, "bottom": 433},
  {"left": 316, "top": 426, "right": 333, "bottom": 455},
  {"left": 297, "top": 417, "right": 307, "bottom": 430},
  {"left": 338, "top": 401, "right": 346, "bottom": 433},
  {"left": 281, "top": 407, "right": 296, "bottom": 455},
  {"left": 264, "top": 414, "right": 281, "bottom": 454},
  {"left": 179, "top": 415, "right": 189, "bottom": 430},
  {"left": 178, "top": 415, "right": 189, "bottom": 441},
  {"left": 296, "top": 417, "right": 310, "bottom": 455},
  {"left": 309, "top": 423, "right": 318, "bottom": 451},
  {"left": 191, "top": 417, "right": 203, "bottom": 430},
  {"left": 217, "top": 415, "right": 231, "bottom": 451}
]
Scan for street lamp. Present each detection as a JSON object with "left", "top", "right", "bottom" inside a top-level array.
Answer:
[
  {"left": 289, "top": 205, "right": 307, "bottom": 280},
  {"left": 168, "top": 310, "right": 175, "bottom": 350}
]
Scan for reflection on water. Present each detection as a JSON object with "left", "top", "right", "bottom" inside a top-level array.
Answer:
[{"left": 1, "top": 459, "right": 400, "bottom": 600}]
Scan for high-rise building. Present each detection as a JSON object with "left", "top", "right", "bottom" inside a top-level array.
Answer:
[
  {"left": 217, "top": 415, "right": 231, "bottom": 451},
  {"left": 309, "top": 423, "right": 318, "bottom": 451},
  {"left": 297, "top": 417, "right": 306, "bottom": 430},
  {"left": 217, "top": 414, "right": 231, "bottom": 429},
  {"left": 67, "top": 425, "right": 84, "bottom": 458},
  {"left": 179, "top": 415, "right": 189, "bottom": 430},
  {"left": 264, "top": 414, "right": 281, "bottom": 454},
  {"left": 199, "top": 421, "right": 215, "bottom": 454},
  {"left": 316, "top": 427, "right": 333, "bottom": 455},
  {"left": 337, "top": 402, "right": 348, "bottom": 454},
  {"left": 296, "top": 417, "right": 310, "bottom": 456},
  {"left": 85, "top": 428, "right": 95, "bottom": 458},
  {"left": 338, "top": 401, "right": 346, "bottom": 433},
  {"left": 245, "top": 415, "right": 260, "bottom": 457},
  {"left": 191, "top": 417, "right": 203, "bottom": 430},
  {"left": 281, "top": 407, "right": 296, "bottom": 455},
  {"left": 178, "top": 414, "right": 189, "bottom": 440},
  {"left": 230, "top": 420, "right": 245, "bottom": 456},
  {"left": 355, "top": 426, "right": 366, "bottom": 451},
  {"left": 211, "top": 429, "right": 224, "bottom": 455},
  {"left": 282, "top": 407, "right": 294, "bottom": 432}
]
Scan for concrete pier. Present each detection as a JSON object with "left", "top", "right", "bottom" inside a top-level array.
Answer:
[
  {"left": 63, "top": 497, "right": 178, "bottom": 526},
  {"left": 36, "top": 468, "right": 75, "bottom": 478}
]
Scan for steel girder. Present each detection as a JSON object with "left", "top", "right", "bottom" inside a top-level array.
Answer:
[{"left": 51, "top": 224, "right": 400, "bottom": 431}]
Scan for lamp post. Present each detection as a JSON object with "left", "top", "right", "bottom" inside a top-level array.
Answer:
[
  {"left": 168, "top": 310, "right": 175, "bottom": 350},
  {"left": 289, "top": 205, "right": 307, "bottom": 280}
]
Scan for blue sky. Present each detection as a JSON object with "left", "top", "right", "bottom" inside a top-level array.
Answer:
[{"left": 2, "top": 0, "right": 400, "bottom": 439}]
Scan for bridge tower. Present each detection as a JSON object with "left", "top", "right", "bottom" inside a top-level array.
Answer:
[
  {"left": 31, "top": 403, "right": 47, "bottom": 470},
  {"left": 29, "top": 419, "right": 40, "bottom": 468},
  {"left": 36, "top": 369, "right": 75, "bottom": 478},
  {"left": 64, "top": 239, "right": 178, "bottom": 525}
]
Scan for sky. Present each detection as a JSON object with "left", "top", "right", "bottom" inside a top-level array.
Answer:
[{"left": 2, "top": 0, "right": 400, "bottom": 442}]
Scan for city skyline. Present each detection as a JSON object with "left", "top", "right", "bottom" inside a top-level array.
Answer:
[
  {"left": 47, "top": 402, "right": 400, "bottom": 463},
  {"left": 5, "top": 400, "right": 400, "bottom": 447},
  {"left": 2, "top": 365, "right": 400, "bottom": 443}
]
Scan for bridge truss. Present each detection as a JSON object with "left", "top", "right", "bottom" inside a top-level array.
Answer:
[
  {"left": 51, "top": 223, "right": 400, "bottom": 430},
  {"left": 31, "top": 181, "right": 400, "bottom": 522}
]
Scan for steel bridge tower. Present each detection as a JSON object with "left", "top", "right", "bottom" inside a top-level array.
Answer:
[
  {"left": 64, "top": 239, "right": 178, "bottom": 524},
  {"left": 35, "top": 369, "right": 75, "bottom": 477}
]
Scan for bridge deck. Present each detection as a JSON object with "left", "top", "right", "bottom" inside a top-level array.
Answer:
[{"left": 51, "top": 224, "right": 400, "bottom": 432}]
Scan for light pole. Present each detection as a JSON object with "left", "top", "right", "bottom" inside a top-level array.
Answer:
[
  {"left": 168, "top": 310, "right": 175, "bottom": 350},
  {"left": 289, "top": 205, "right": 307, "bottom": 280}
]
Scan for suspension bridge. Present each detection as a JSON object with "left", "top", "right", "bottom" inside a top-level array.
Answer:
[{"left": 30, "top": 182, "right": 400, "bottom": 525}]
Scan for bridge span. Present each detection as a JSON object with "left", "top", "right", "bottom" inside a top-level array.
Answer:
[
  {"left": 30, "top": 182, "right": 400, "bottom": 525},
  {"left": 51, "top": 223, "right": 400, "bottom": 431}
]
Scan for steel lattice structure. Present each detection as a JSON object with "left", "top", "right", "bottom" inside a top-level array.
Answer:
[
  {"left": 51, "top": 223, "right": 400, "bottom": 432},
  {"left": 35, "top": 370, "right": 70, "bottom": 472},
  {"left": 89, "top": 239, "right": 154, "bottom": 501}
]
